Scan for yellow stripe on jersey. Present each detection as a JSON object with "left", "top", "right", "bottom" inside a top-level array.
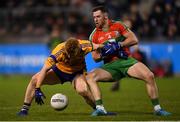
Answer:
[{"left": 45, "top": 39, "right": 92, "bottom": 74}]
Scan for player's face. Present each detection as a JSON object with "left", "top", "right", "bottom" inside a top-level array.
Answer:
[{"left": 93, "top": 10, "right": 106, "bottom": 28}]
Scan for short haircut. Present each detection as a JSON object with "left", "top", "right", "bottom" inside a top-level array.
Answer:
[
  {"left": 65, "top": 37, "right": 80, "bottom": 57},
  {"left": 92, "top": 5, "right": 108, "bottom": 13}
]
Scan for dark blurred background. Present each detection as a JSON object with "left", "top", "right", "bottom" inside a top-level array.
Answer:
[{"left": 0, "top": 0, "right": 179, "bottom": 43}]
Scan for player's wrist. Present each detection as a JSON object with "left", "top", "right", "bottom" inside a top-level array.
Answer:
[
  {"left": 99, "top": 44, "right": 104, "bottom": 48},
  {"left": 99, "top": 53, "right": 104, "bottom": 60},
  {"left": 107, "top": 38, "right": 116, "bottom": 43},
  {"left": 118, "top": 42, "right": 123, "bottom": 48},
  {"left": 35, "top": 87, "right": 41, "bottom": 91},
  {"left": 115, "top": 35, "right": 126, "bottom": 42}
]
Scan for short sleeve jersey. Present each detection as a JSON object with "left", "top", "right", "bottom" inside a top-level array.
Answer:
[
  {"left": 89, "top": 19, "right": 130, "bottom": 62},
  {"left": 45, "top": 39, "right": 93, "bottom": 74}
]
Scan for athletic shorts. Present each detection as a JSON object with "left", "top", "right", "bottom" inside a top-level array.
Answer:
[
  {"left": 52, "top": 65, "right": 84, "bottom": 84},
  {"left": 101, "top": 57, "right": 138, "bottom": 81}
]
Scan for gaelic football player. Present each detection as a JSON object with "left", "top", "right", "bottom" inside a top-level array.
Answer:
[
  {"left": 86, "top": 6, "right": 171, "bottom": 116},
  {"left": 17, "top": 37, "right": 103, "bottom": 116}
]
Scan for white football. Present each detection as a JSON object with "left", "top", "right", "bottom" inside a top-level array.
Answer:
[{"left": 50, "top": 93, "right": 68, "bottom": 111}]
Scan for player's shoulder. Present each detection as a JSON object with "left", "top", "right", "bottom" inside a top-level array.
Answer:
[
  {"left": 55, "top": 42, "right": 65, "bottom": 49},
  {"left": 111, "top": 19, "right": 129, "bottom": 31},
  {"left": 112, "top": 19, "right": 126, "bottom": 26},
  {"left": 78, "top": 39, "right": 90, "bottom": 44},
  {"left": 52, "top": 42, "right": 65, "bottom": 54}
]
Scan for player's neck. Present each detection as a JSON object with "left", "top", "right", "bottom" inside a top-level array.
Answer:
[{"left": 102, "top": 21, "right": 109, "bottom": 32}]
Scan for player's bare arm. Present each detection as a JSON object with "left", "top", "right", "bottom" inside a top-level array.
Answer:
[
  {"left": 121, "top": 30, "right": 138, "bottom": 48},
  {"left": 35, "top": 64, "right": 51, "bottom": 88},
  {"left": 90, "top": 43, "right": 104, "bottom": 62},
  {"left": 92, "top": 43, "right": 104, "bottom": 50}
]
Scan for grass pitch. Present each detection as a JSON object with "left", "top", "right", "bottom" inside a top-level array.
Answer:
[{"left": 0, "top": 75, "right": 180, "bottom": 121}]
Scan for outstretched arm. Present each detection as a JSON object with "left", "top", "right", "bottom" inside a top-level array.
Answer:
[
  {"left": 92, "top": 43, "right": 104, "bottom": 50},
  {"left": 33, "top": 64, "right": 51, "bottom": 105},
  {"left": 90, "top": 43, "right": 104, "bottom": 62},
  {"left": 35, "top": 64, "right": 51, "bottom": 88}
]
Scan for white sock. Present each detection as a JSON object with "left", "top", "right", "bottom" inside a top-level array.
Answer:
[
  {"left": 96, "top": 105, "right": 107, "bottom": 113},
  {"left": 154, "top": 105, "right": 161, "bottom": 111}
]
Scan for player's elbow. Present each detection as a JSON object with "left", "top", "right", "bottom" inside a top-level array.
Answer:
[
  {"left": 128, "top": 33, "right": 138, "bottom": 46},
  {"left": 131, "top": 31, "right": 138, "bottom": 45},
  {"left": 133, "top": 37, "right": 138, "bottom": 45},
  {"left": 124, "top": 31, "right": 138, "bottom": 46}
]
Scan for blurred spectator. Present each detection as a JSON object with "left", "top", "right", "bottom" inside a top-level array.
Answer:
[
  {"left": 153, "top": 63, "right": 166, "bottom": 77},
  {"left": 149, "top": 2, "right": 165, "bottom": 39},
  {"left": 138, "top": 11, "right": 153, "bottom": 39},
  {"left": 129, "top": 3, "right": 143, "bottom": 33},
  {"left": 0, "top": 0, "right": 179, "bottom": 43},
  {"left": 47, "top": 25, "right": 63, "bottom": 50},
  {"left": 0, "top": 26, "right": 7, "bottom": 36},
  {"left": 67, "top": 12, "right": 80, "bottom": 34},
  {"left": 47, "top": 0, "right": 70, "bottom": 7},
  {"left": 163, "top": 60, "right": 173, "bottom": 76},
  {"left": 21, "top": 22, "right": 35, "bottom": 35},
  {"left": 152, "top": 59, "right": 173, "bottom": 77},
  {"left": 164, "top": 15, "right": 177, "bottom": 40},
  {"left": 70, "top": 0, "right": 92, "bottom": 20}
]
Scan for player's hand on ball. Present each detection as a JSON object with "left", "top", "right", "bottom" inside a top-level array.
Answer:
[{"left": 35, "top": 88, "right": 46, "bottom": 105}]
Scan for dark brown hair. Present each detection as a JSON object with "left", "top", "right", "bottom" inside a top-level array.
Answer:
[{"left": 92, "top": 5, "right": 108, "bottom": 13}]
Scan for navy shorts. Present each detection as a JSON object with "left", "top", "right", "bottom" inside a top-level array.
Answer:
[{"left": 51, "top": 65, "right": 83, "bottom": 84}]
